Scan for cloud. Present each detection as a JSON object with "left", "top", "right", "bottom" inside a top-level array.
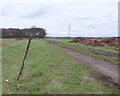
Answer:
[
  {"left": 1, "top": 2, "right": 54, "bottom": 18},
  {"left": 74, "top": 16, "right": 95, "bottom": 21},
  {"left": 0, "top": 0, "right": 118, "bottom": 37},
  {"left": 20, "top": 8, "right": 49, "bottom": 18},
  {"left": 0, "top": 3, "right": 12, "bottom": 17},
  {"left": 19, "top": 3, "right": 55, "bottom": 18}
]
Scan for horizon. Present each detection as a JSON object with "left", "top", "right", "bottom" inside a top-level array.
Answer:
[{"left": 0, "top": 27, "right": 119, "bottom": 37}]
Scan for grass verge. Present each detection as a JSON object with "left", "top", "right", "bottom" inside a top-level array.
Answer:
[
  {"left": 47, "top": 39, "right": 119, "bottom": 65},
  {"left": 48, "top": 39, "right": 118, "bottom": 54}
]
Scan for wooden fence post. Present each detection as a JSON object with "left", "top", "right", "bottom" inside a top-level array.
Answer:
[{"left": 17, "top": 38, "right": 32, "bottom": 81}]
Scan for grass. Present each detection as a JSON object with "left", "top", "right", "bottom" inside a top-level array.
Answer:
[
  {"left": 47, "top": 39, "right": 119, "bottom": 64},
  {"left": 2, "top": 39, "right": 119, "bottom": 94},
  {"left": 0, "top": 39, "right": 2, "bottom": 95},
  {"left": 48, "top": 39, "right": 118, "bottom": 54}
]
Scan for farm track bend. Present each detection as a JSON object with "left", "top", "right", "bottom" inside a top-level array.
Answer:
[{"left": 48, "top": 42, "right": 119, "bottom": 85}]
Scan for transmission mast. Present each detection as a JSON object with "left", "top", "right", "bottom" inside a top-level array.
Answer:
[{"left": 68, "top": 22, "right": 71, "bottom": 37}]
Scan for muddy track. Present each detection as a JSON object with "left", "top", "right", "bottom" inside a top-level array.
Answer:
[
  {"left": 48, "top": 40, "right": 118, "bottom": 57},
  {"left": 48, "top": 42, "right": 119, "bottom": 86}
]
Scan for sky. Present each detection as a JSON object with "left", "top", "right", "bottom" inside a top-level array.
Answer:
[{"left": 0, "top": 0, "right": 119, "bottom": 37}]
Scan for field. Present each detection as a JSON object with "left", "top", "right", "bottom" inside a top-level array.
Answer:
[{"left": 2, "top": 39, "right": 119, "bottom": 94}]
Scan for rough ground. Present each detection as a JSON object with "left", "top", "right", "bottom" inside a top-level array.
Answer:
[
  {"left": 48, "top": 42, "right": 119, "bottom": 85},
  {"left": 49, "top": 40, "right": 118, "bottom": 57},
  {"left": 71, "top": 37, "right": 120, "bottom": 51}
]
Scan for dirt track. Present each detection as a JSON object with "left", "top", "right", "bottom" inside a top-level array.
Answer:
[
  {"left": 49, "top": 40, "right": 118, "bottom": 57},
  {"left": 48, "top": 42, "right": 119, "bottom": 85}
]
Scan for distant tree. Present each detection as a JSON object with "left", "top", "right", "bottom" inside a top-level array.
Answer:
[
  {"left": 2, "top": 28, "right": 22, "bottom": 38},
  {"left": 1, "top": 27, "right": 46, "bottom": 38},
  {"left": 29, "top": 28, "right": 46, "bottom": 38}
]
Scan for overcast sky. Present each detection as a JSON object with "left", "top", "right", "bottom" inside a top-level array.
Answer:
[{"left": 0, "top": 0, "right": 119, "bottom": 37}]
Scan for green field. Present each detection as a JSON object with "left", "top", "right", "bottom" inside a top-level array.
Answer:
[
  {"left": 2, "top": 39, "right": 118, "bottom": 94},
  {"left": 47, "top": 39, "right": 118, "bottom": 64}
]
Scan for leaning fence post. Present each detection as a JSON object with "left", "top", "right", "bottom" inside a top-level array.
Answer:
[{"left": 17, "top": 38, "right": 32, "bottom": 81}]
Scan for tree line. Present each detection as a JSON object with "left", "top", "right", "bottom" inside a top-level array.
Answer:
[{"left": 1, "top": 28, "right": 46, "bottom": 38}]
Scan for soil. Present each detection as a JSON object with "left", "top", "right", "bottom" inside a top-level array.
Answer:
[
  {"left": 48, "top": 42, "right": 120, "bottom": 89},
  {"left": 0, "top": 41, "right": 6, "bottom": 46},
  {"left": 71, "top": 37, "right": 120, "bottom": 51}
]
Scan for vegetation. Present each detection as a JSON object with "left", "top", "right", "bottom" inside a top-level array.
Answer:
[
  {"left": 48, "top": 39, "right": 118, "bottom": 54},
  {"left": 47, "top": 39, "right": 119, "bottom": 64},
  {"left": 1, "top": 28, "right": 46, "bottom": 38},
  {"left": 2, "top": 39, "right": 118, "bottom": 94},
  {"left": 0, "top": 39, "right": 2, "bottom": 94}
]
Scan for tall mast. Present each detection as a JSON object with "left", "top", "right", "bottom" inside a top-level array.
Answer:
[{"left": 68, "top": 22, "right": 71, "bottom": 37}]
